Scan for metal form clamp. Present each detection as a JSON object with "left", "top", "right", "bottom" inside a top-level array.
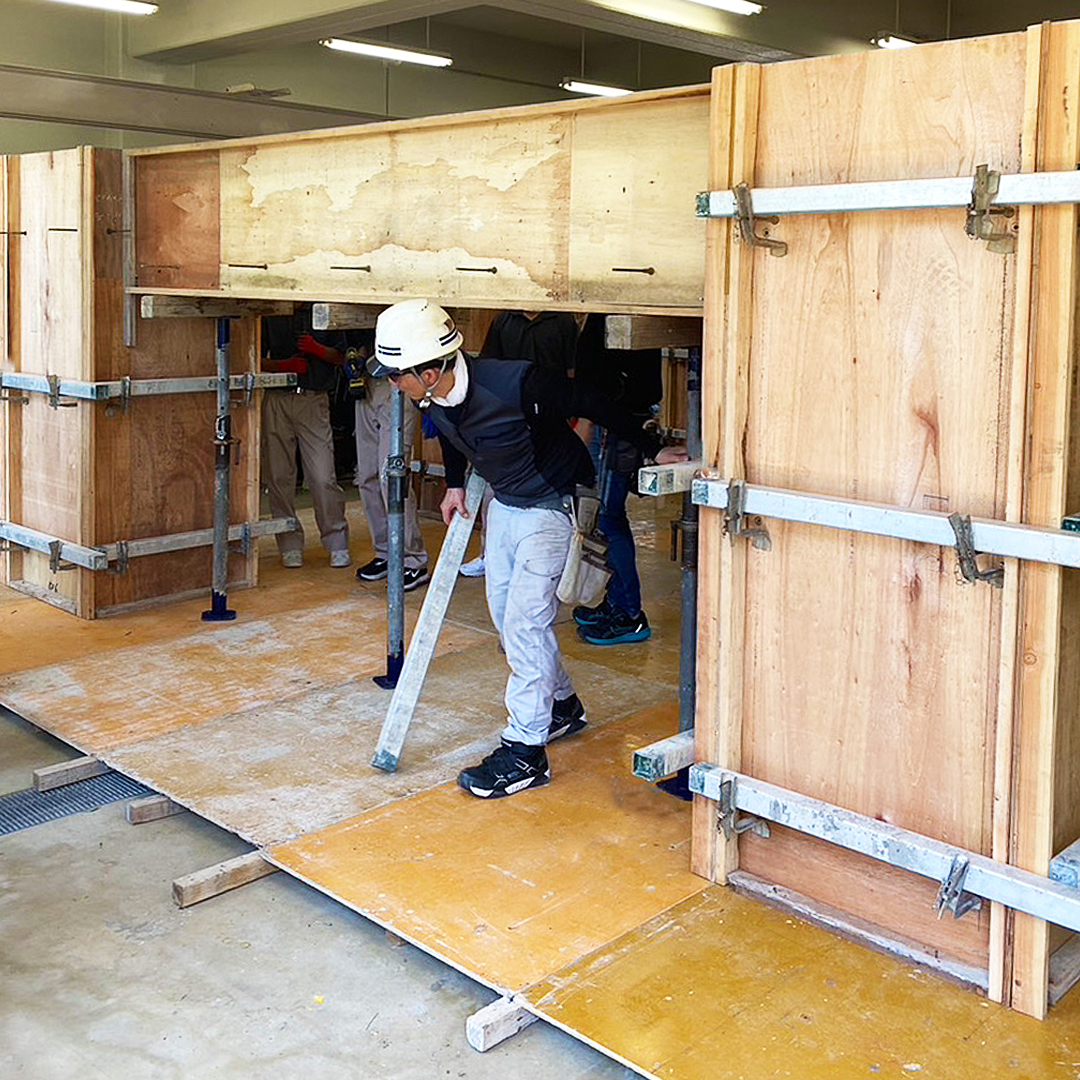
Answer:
[
  {"left": 724, "top": 479, "right": 772, "bottom": 550},
  {"left": 948, "top": 512, "right": 1004, "bottom": 587},
  {"left": 732, "top": 183, "right": 788, "bottom": 257},
  {"left": 717, "top": 778, "right": 771, "bottom": 841},
  {"left": 47, "top": 374, "right": 78, "bottom": 409},
  {"left": 47, "top": 539, "right": 78, "bottom": 574},
  {"left": 104, "top": 376, "right": 132, "bottom": 418},
  {"left": 966, "top": 164, "right": 1016, "bottom": 254},
  {"left": 935, "top": 854, "right": 982, "bottom": 920}
]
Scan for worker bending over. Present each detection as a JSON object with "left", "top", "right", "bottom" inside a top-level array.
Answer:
[{"left": 367, "top": 300, "right": 687, "bottom": 799}]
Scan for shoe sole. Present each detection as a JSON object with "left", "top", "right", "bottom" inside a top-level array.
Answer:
[
  {"left": 457, "top": 771, "right": 550, "bottom": 798},
  {"left": 403, "top": 574, "right": 430, "bottom": 593},
  {"left": 357, "top": 570, "right": 388, "bottom": 581},
  {"left": 579, "top": 628, "right": 652, "bottom": 646}
]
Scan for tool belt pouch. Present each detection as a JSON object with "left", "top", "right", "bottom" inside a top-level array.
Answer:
[{"left": 557, "top": 488, "right": 610, "bottom": 606}]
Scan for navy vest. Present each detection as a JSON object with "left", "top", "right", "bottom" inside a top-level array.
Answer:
[{"left": 428, "top": 357, "right": 594, "bottom": 509}]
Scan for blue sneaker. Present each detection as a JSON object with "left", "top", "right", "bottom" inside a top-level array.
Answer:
[{"left": 579, "top": 608, "right": 651, "bottom": 646}]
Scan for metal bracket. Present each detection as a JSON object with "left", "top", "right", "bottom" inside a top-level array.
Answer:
[
  {"left": 47, "top": 540, "right": 78, "bottom": 574},
  {"left": 47, "top": 374, "right": 78, "bottom": 409},
  {"left": 718, "top": 778, "right": 771, "bottom": 841},
  {"left": 966, "top": 164, "right": 1016, "bottom": 254},
  {"left": 724, "top": 480, "right": 772, "bottom": 550},
  {"left": 237, "top": 371, "right": 256, "bottom": 408},
  {"left": 0, "top": 390, "right": 28, "bottom": 404},
  {"left": 104, "top": 376, "right": 132, "bottom": 418},
  {"left": 733, "top": 183, "right": 787, "bottom": 257},
  {"left": 234, "top": 522, "right": 252, "bottom": 557},
  {"left": 948, "top": 512, "right": 1004, "bottom": 587},
  {"left": 935, "top": 855, "right": 982, "bottom": 920},
  {"left": 107, "top": 540, "right": 130, "bottom": 576}
]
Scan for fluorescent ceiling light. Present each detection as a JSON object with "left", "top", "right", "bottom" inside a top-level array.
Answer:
[
  {"left": 38, "top": 0, "right": 158, "bottom": 12},
  {"left": 688, "top": 0, "right": 763, "bottom": 15},
  {"left": 560, "top": 79, "right": 632, "bottom": 98},
  {"left": 873, "top": 34, "right": 918, "bottom": 49},
  {"left": 321, "top": 37, "right": 452, "bottom": 68}
]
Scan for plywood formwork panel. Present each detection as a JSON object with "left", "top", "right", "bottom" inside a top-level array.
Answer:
[
  {"left": 130, "top": 86, "right": 710, "bottom": 315},
  {"left": 694, "top": 27, "right": 1080, "bottom": 1005}
]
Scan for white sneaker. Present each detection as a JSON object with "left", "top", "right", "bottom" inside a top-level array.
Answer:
[
  {"left": 281, "top": 550, "right": 303, "bottom": 569},
  {"left": 329, "top": 549, "right": 351, "bottom": 568},
  {"left": 459, "top": 556, "right": 485, "bottom": 578}
]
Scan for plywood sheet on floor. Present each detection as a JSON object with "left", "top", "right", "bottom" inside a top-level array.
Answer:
[
  {"left": 0, "top": 595, "right": 486, "bottom": 752},
  {"left": 107, "top": 646, "right": 678, "bottom": 845},
  {"left": 269, "top": 705, "right": 706, "bottom": 992},
  {"left": 525, "top": 887, "right": 1080, "bottom": 1079}
]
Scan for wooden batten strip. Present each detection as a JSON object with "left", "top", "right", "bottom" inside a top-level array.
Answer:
[
  {"left": 692, "top": 62, "right": 759, "bottom": 884},
  {"left": 603, "top": 314, "right": 703, "bottom": 351},
  {"left": 33, "top": 755, "right": 110, "bottom": 792},
  {"left": 139, "top": 295, "right": 294, "bottom": 320},
  {"left": 125, "top": 794, "right": 186, "bottom": 824},
  {"left": 1009, "top": 19, "right": 1080, "bottom": 1020},
  {"left": 465, "top": 997, "right": 539, "bottom": 1052},
  {"left": 172, "top": 851, "right": 277, "bottom": 908},
  {"left": 311, "top": 302, "right": 381, "bottom": 330}
]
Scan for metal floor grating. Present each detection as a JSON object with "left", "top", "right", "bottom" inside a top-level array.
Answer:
[{"left": 0, "top": 772, "right": 152, "bottom": 836}]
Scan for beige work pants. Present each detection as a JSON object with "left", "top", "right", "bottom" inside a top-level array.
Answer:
[{"left": 262, "top": 389, "right": 349, "bottom": 556}]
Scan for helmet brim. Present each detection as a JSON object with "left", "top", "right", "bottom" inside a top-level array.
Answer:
[{"left": 366, "top": 354, "right": 400, "bottom": 379}]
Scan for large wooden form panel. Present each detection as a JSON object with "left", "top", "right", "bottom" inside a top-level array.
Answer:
[
  {"left": 130, "top": 87, "right": 709, "bottom": 315},
  {"left": 5, "top": 147, "right": 260, "bottom": 618},
  {"left": 696, "top": 23, "right": 1080, "bottom": 1016}
]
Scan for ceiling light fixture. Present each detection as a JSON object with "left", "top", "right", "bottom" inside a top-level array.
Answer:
[
  {"left": 560, "top": 79, "right": 632, "bottom": 98},
  {"left": 872, "top": 33, "right": 918, "bottom": 48},
  {"left": 321, "top": 37, "right": 452, "bottom": 68},
  {"left": 38, "top": 0, "right": 158, "bottom": 12},
  {"left": 688, "top": 0, "right": 763, "bottom": 15}
]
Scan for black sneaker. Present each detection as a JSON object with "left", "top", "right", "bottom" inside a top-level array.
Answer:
[
  {"left": 572, "top": 597, "right": 612, "bottom": 627},
  {"left": 403, "top": 566, "right": 430, "bottom": 592},
  {"left": 357, "top": 557, "right": 388, "bottom": 581},
  {"left": 548, "top": 694, "right": 587, "bottom": 741},
  {"left": 579, "top": 608, "right": 652, "bottom": 646},
  {"left": 457, "top": 740, "right": 550, "bottom": 799}
]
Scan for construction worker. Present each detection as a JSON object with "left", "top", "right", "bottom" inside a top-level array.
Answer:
[
  {"left": 261, "top": 310, "right": 351, "bottom": 569},
  {"left": 367, "top": 299, "right": 688, "bottom": 799},
  {"left": 346, "top": 331, "right": 430, "bottom": 592}
]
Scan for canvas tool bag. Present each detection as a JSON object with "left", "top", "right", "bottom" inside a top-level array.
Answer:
[{"left": 557, "top": 488, "right": 610, "bottom": 606}]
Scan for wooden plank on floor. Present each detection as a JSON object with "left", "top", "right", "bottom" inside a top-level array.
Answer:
[
  {"left": 125, "top": 793, "right": 185, "bottom": 824},
  {"left": 172, "top": 850, "right": 276, "bottom": 908},
  {"left": 33, "top": 755, "right": 109, "bottom": 792},
  {"left": 465, "top": 997, "right": 538, "bottom": 1052}
]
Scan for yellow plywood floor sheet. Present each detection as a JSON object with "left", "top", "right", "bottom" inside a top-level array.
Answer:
[
  {"left": 269, "top": 704, "right": 709, "bottom": 991},
  {"left": 526, "top": 888, "right": 1080, "bottom": 1079}
]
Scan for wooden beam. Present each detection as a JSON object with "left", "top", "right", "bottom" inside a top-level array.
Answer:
[
  {"left": 32, "top": 755, "right": 110, "bottom": 792},
  {"left": 604, "top": 314, "right": 702, "bottom": 351},
  {"left": 465, "top": 997, "right": 539, "bottom": 1052},
  {"left": 633, "top": 729, "right": 695, "bottom": 781},
  {"left": 172, "top": 851, "right": 277, "bottom": 908},
  {"left": 125, "top": 794, "right": 186, "bottom": 824},
  {"left": 139, "top": 295, "right": 294, "bottom": 319},
  {"left": 311, "top": 302, "right": 382, "bottom": 330},
  {"left": 1049, "top": 934, "right": 1080, "bottom": 1007}
]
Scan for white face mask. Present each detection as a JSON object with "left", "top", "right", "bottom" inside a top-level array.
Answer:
[{"left": 426, "top": 350, "right": 468, "bottom": 408}]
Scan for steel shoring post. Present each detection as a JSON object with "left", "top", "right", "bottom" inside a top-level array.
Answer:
[
  {"left": 374, "top": 386, "right": 407, "bottom": 689},
  {"left": 202, "top": 317, "right": 236, "bottom": 623},
  {"left": 679, "top": 346, "right": 701, "bottom": 733},
  {"left": 371, "top": 470, "right": 484, "bottom": 772}
]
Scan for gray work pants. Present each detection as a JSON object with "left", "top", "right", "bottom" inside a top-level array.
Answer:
[
  {"left": 485, "top": 499, "right": 576, "bottom": 746},
  {"left": 261, "top": 389, "right": 349, "bottom": 556},
  {"left": 354, "top": 378, "right": 428, "bottom": 570}
]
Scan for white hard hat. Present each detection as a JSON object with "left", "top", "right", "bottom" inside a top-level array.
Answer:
[{"left": 369, "top": 299, "right": 463, "bottom": 377}]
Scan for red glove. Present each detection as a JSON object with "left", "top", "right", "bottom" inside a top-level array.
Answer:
[
  {"left": 296, "top": 333, "right": 331, "bottom": 361},
  {"left": 274, "top": 356, "right": 309, "bottom": 375}
]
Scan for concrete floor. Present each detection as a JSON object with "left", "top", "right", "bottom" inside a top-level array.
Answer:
[
  {"left": 0, "top": 711, "right": 642, "bottom": 1080},
  {"left": 0, "top": 493, "right": 683, "bottom": 1079}
]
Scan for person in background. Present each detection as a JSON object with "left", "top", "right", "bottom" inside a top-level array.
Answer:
[
  {"left": 347, "top": 330, "right": 430, "bottom": 592},
  {"left": 366, "top": 300, "right": 687, "bottom": 800},
  {"left": 571, "top": 313, "right": 663, "bottom": 645},
  {"left": 261, "top": 308, "right": 350, "bottom": 569},
  {"left": 458, "top": 309, "right": 582, "bottom": 578}
]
